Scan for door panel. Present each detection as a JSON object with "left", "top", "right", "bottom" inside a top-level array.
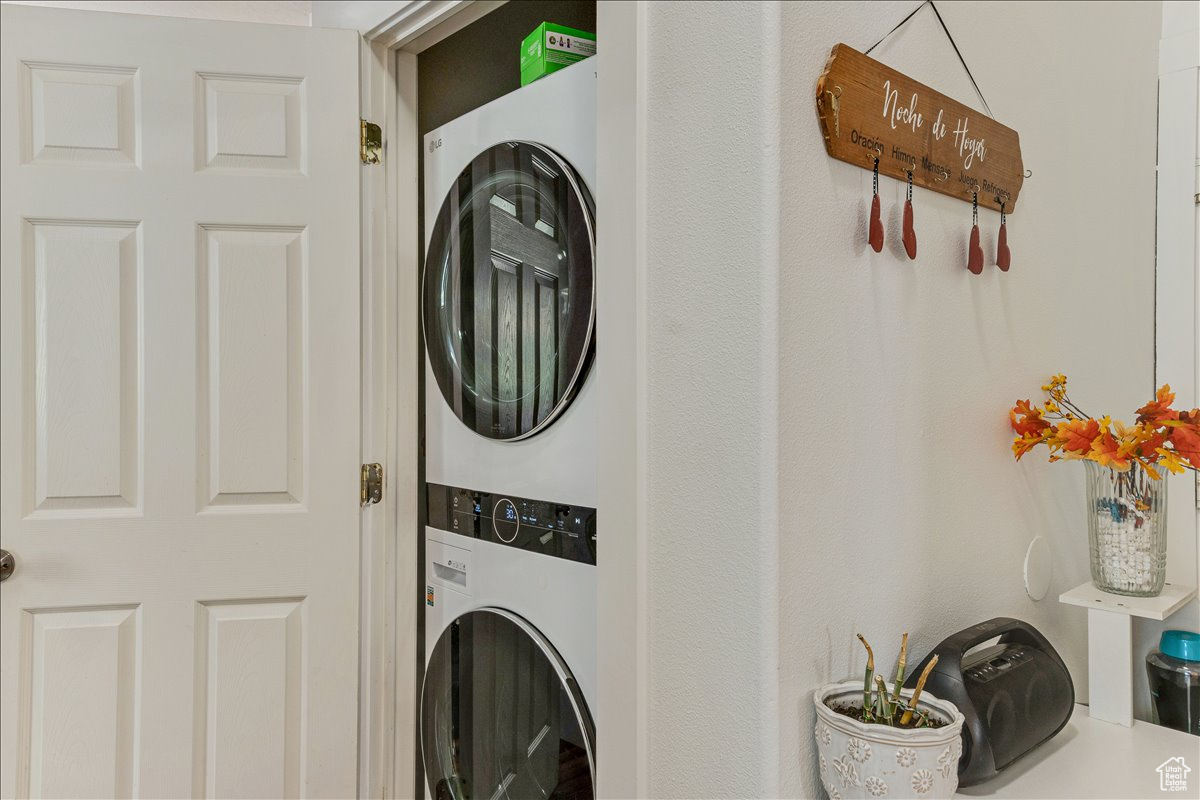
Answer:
[
  {"left": 24, "top": 605, "right": 140, "bottom": 800},
  {"left": 26, "top": 218, "right": 141, "bottom": 514},
  {"left": 0, "top": 6, "right": 361, "bottom": 798},
  {"left": 196, "top": 224, "right": 306, "bottom": 508},
  {"left": 193, "top": 599, "right": 303, "bottom": 799}
]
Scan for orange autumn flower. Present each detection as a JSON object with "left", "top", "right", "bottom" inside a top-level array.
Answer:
[
  {"left": 1009, "top": 376, "right": 1198, "bottom": 479},
  {"left": 1009, "top": 399, "right": 1049, "bottom": 437},
  {"left": 1089, "top": 428, "right": 1131, "bottom": 471},
  {"left": 1012, "top": 433, "right": 1045, "bottom": 460},
  {"left": 1135, "top": 427, "right": 1169, "bottom": 459},
  {"left": 1137, "top": 384, "right": 1177, "bottom": 425},
  {"left": 1169, "top": 415, "right": 1200, "bottom": 468},
  {"left": 1053, "top": 418, "right": 1100, "bottom": 457}
]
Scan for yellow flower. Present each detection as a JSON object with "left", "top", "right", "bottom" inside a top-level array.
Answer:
[
  {"left": 1136, "top": 458, "right": 1162, "bottom": 481},
  {"left": 1155, "top": 448, "right": 1187, "bottom": 475},
  {"left": 1112, "top": 420, "right": 1145, "bottom": 458},
  {"left": 1040, "top": 374, "right": 1068, "bottom": 398}
]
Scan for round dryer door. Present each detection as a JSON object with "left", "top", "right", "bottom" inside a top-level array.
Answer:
[
  {"left": 422, "top": 608, "right": 595, "bottom": 800},
  {"left": 423, "top": 141, "right": 595, "bottom": 441}
]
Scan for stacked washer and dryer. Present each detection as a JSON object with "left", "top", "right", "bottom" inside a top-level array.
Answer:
[{"left": 420, "top": 61, "right": 598, "bottom": 800}]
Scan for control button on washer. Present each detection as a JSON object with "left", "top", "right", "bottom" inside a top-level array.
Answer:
[{"left": 492, "top": 498, "right": 520, "bottom": 543}]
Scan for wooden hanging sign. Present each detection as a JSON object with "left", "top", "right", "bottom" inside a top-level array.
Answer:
[{"left": 816, "top": 44, "right": 1024, "bottom": 212}]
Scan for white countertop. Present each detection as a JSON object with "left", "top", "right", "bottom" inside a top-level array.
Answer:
[{"left": 956, "top": 705, "right": 1198, "bottom": 798}]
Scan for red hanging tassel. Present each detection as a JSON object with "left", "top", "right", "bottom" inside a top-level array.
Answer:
[
  {"left": 967, "top": 191, "right": 984, "bottom": 274},
  {"left": 869, "top": 194, "right": 884, "bottom": 253},
  {"left": 868, "top": 157, "right": 884, "bottom": 253},
  {"left": 996, "top": 203, "right": 1011, "bottom": 271},
  {"left": 968, "top": 225, "right": 984, "bottom": 274},
  {"left": 902, "top": 201, "right": 917, "bottom": 260},
  {"left": 902, "top": 169, "right": 916, "bottom": 259}
]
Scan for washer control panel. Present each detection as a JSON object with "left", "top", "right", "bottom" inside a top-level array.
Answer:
[{"left": 426, "top": 482, "right": 596, "bottom": 565}]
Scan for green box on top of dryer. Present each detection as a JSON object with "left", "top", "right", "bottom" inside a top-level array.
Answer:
[{"left": 520, "top": 22, "right": 596, "bottom": 86}]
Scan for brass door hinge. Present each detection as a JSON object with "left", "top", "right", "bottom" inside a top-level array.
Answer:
[
  {"left": 361, "top": 463, "right": 383, "bottom": 506},
  {"left": 360, "top": 119, "right": 382, "bottom": 165}
]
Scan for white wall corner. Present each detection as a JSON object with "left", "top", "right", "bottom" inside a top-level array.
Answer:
[{"left": 1138, "top": 0, "right": 1200, "bottom": 725}]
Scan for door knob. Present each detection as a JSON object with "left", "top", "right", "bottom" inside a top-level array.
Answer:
[{"left": 0, "top": 549, "right": 13, "bottom": 582}]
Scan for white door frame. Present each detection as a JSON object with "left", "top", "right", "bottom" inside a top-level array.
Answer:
[
  {"left": 591, "top": 3, "right": 650, "bottom": 798},
  {"left": 356, "top": 33, "right": 403, "bottom": 800},
  {"left": 352, "top": 2, "right": 650, "bottom": 796},
  {"left": 354, "top": 3, "right": 508, "bottom": 797}
]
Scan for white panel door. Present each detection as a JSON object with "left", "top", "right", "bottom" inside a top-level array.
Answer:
[{"left": 0, "top": 5, "right": 362, "bottom": 798}]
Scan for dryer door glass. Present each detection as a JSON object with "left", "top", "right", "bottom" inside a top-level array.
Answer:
[
  {"left": 423, "top": 141, "right": 595, "bottom": 441},
  {"left": 422, "top": 609, "right": 595, "bottom": 800}
]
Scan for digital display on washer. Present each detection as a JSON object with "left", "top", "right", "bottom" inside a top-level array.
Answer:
[{"left": 426, "top": 482, "right": 596, "bottom": 565}]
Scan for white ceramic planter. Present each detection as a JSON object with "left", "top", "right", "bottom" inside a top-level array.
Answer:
[{"left": 813, "top": 681, "right": 965, "bottom": 800}]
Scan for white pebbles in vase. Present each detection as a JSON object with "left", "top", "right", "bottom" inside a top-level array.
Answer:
[
  {"left": 1091, "top": 502, "right": 1154, "bottom": 592},
  {"left": 1084, "top": 461, "right": 1167, "bottom": 597}
]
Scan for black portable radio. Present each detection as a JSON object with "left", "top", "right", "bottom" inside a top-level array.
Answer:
[{"left": 905, "top": 618, "right": 1075, "bottom": 787}]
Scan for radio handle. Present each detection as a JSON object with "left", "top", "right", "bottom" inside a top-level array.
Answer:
[{"left": 931, "top": 617, "right": 1056, "bottom": 662}]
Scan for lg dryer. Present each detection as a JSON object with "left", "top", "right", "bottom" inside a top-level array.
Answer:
[{"left": 422, "top": 60, "right": 597, "bottom": 506}]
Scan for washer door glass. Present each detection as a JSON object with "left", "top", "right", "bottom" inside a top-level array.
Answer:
[
  {"left": 422, "top": 609, "right": 595, "bottom": 800},
  {"left": 423, "top": 141, "right": 595, "bottom": 441}
]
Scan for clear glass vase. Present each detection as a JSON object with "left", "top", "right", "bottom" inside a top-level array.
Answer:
[{"left": 1084, "top": 461, "right": 1168, "bottom": 597}]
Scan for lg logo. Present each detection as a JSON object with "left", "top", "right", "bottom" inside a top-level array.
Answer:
[{"left": 428, "top": 137, "right": 443, "bottom": 153}]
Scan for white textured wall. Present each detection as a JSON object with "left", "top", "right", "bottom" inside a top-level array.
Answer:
[
  {"left": 311, "top": 1, "right": 406, "bottom": 33},
  {"left": 0, "top": 1, "right": 311, "bottom": 25},
  {"left": 643, "top": 2, "right": 782, "bottom": 796},
  {"left": 778, "top": 3, "right": 1161, "bottom": 794},
  {"left": 639, "top": 1, "right": 1164, "bottom": 797}
]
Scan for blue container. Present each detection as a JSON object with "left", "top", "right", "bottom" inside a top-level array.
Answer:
[{"left": 1147, "top": 630, "right": 1200, "bottom": 735}]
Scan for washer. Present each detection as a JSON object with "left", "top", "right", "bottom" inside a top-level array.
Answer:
[
  {"left": 422, "top": 492, "right": 596, "bottom": 800},
  {"left": 420, "top": 61, "right": 597, "bottom": 800}
]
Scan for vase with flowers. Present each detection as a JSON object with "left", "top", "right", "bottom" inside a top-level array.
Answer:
[{"left": 1009, "top": 376, "right": 1199, "bottom": 597}]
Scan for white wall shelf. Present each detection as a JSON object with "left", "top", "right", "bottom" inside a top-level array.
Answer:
[
  {"left": 1059, "top": 580, "right": 1198, "bottom": 727},
  {"left": 1060, "top": 580, "right": 1198, "bottom": 620}
]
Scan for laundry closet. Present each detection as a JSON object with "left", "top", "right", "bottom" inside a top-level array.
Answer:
[
  {"left": 412, "top": 3, "right": 599, "bottom": 798},
  {"left": 0, "top": 1, "right": 603, "bottom": 798},
  {"left": 3, "top": 3, "right": 1190, "bottom": 800}
]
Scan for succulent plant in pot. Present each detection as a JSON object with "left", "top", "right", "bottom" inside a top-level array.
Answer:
[{"left": 813, "top": 633, "right": 965, "bottom": 800}]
